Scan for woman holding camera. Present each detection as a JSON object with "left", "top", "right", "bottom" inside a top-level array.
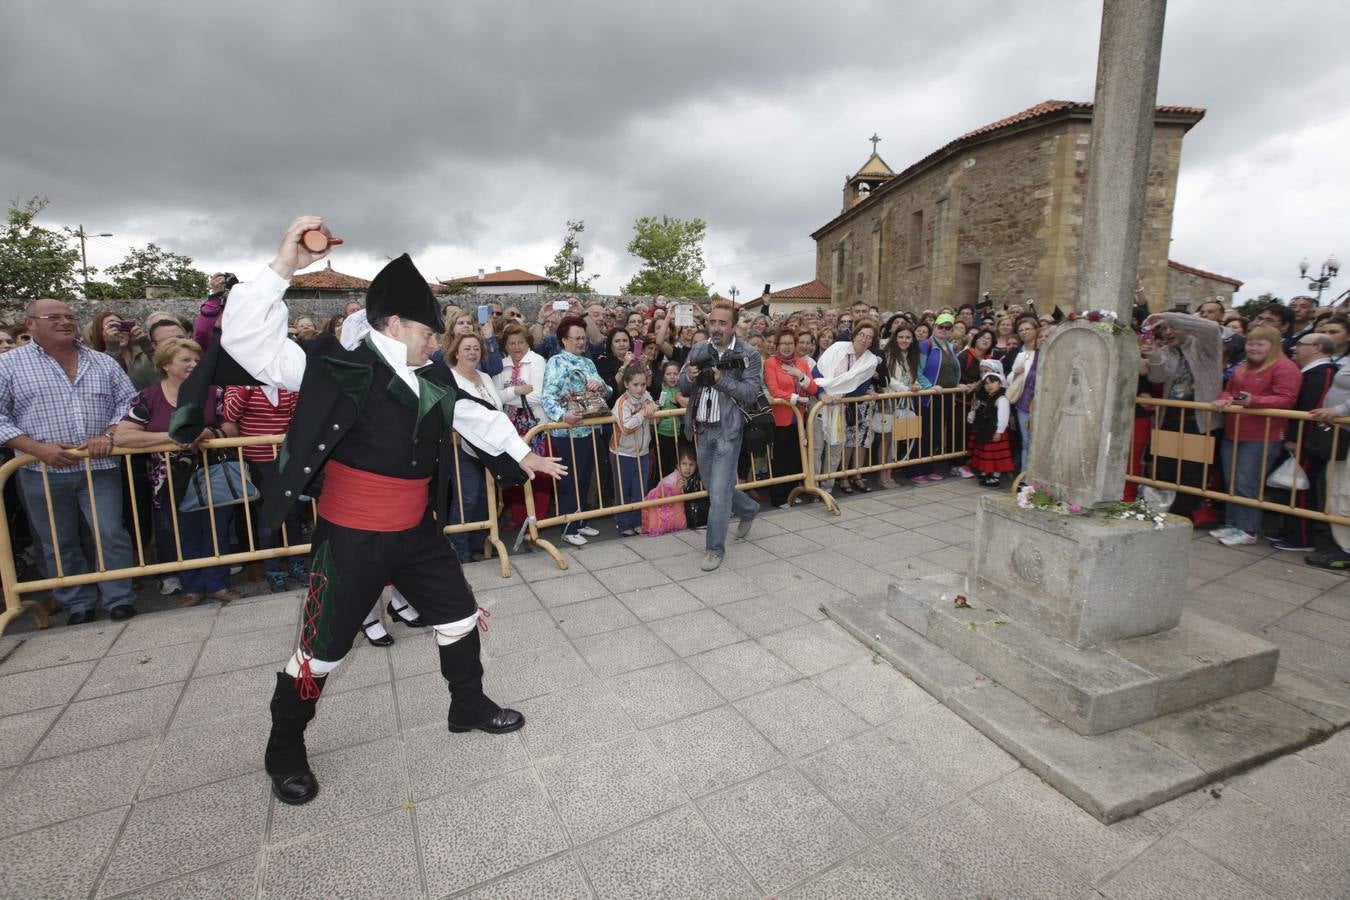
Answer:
[{"left": 88, "top": 311, "right": 151, "bottom": 376}]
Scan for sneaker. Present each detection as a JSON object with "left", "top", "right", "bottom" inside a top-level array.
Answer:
[
  {"left": 1210, "top": 526, "right": 1241, "bottom": 541},
  {"left": 287, "top": 559, "right": 310, "bottom": 582},
  {"left": 734, "top": 517, "right": 754, "bottom": 541},
  {"left": 577, "top": 526, "right": 600, "bottom": 537},
  {"left": 1306, "top": 550, "right": 1350, "bottom": 570},
  {"left": 700, "top": 553, "right": 723, "bottom": 572},
  {"left": 562, "top": 533, "right": 588, "bottom": 546},
  {"left": 229, "top": 565, "right": 243, "bottom": 576},
  {"left": 954, "top": 466, "right": 975, "bottom": 479},
  {"left": 266, "top": 571, "right": 288, "bottom": 592},
  {"left": 910, "top": 474, "right": 931, "bottom": 485},
  {"left": 1269, "top": 538, "right": 1314, "bottom": 552},
  {"left": 618, "top": 528, "right": 638, "bottom": 537},
  {"left": 1218, "top": 530, "right": 1257, "bottom": 547},
  {"left": 159, "top": 576, "right": 182, "bottom": 596},
  {"left": 926, "top": 472, "right": 945, "bottom": 482}
]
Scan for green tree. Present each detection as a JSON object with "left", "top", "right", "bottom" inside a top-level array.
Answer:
[
  {"left": 544, "top": 219, "right": 597, "bottom": 292},
  {"left": 87, "top": 243, "right": 210, "bottom": 300},
  {"left": 0, "top": 197, "right": 81, "bottom": 299},
  {"left": 436, "top": 278, "right": 474, "bottom": 296},
  {"left": 622, "top": 215, "right": 709, "bottom": 297},
  {"left": 1237, "top": 292, "right": 1282, "bottom": 320}
]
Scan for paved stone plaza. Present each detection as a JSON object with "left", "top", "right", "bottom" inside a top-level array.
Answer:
[{"left": 1, "top": 478, "right": 1349, "bottom": 898}]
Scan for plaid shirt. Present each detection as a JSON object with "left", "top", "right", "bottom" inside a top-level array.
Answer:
[{"left": 0, "top": 341, "right": 137, "bottom": 472}]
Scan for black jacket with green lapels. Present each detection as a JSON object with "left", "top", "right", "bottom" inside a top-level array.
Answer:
[{"left": 175, "top": 330, "right": 522, "bottom": 532}]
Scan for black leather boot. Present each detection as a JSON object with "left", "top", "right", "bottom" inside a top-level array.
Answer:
[
  {"left": 439, "top": 629, "right": 524, "bottom": 734},
  {"left": 264, "top": 671, "right": 325, "bottom": 805}
]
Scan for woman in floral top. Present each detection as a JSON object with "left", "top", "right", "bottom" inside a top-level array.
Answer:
[
  {"left": 540, "top": 316, "right": 612, "bottom": 546},
  {"left": 115, "top": 338, "right": 241, "bottom": 605}
]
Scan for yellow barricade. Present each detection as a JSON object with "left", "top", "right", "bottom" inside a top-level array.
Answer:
[
  {"left": 518, "top": 399, "right": 811, "bottom": 570},
  {"left": 801, "top": 386, "right": 974, "bottom": 514},
  {"left": 0, "top": 434, "right": 508, "bottom": 636},
  {"left": 1129, "top": 396, "right": 1350, "bottom": 526}
]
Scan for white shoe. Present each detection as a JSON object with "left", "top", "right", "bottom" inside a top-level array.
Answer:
[
  {"left": 954, "top": 466, "right": 975, "bottom": 479},
  {"left": 1218, "top": 529, "right": 1257, "bottom": 547},
  {"left": 563, "top": 533, "right": 588, "bottom": 546},
  {"left": 159, "top": 576, "right": 182, "bottom": 596},
  {"left": 1210, "top": 526, "right": 1240, "bottom": 541},
  {"left": 577, "top": 526, "right": 600, "bottom": 537}
]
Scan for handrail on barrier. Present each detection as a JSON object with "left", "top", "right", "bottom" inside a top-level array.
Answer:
[
  {"left": 802, "top": 386, "right": 975, "bottom": 515},
  {"left": 519, "top": 398, "right": 813, "bottom": 570},
  {"left": 0, "top": 433, "right": 510, "bottom": 637},
  {"left": 1129, "top": 395, "right": 1350, "bottom": 527}
]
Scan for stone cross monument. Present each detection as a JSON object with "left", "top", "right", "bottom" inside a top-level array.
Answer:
[{"left": 1026, "top": 0, "right": 1168, "bottom": 509}]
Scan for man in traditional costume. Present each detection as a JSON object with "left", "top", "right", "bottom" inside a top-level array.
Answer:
[{"left": 218, "top": 216, "right": 565, "bottom": 805}]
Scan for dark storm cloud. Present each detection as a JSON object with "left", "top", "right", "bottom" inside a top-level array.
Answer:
[{"left": 1, "top": 0, "right": 1345, "bottom": 298}]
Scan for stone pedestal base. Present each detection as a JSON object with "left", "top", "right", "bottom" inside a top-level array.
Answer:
[
  {"left": 889, "top": 578, "right": 1278, "bottom": 735},
  {"left": 823, "top": 592, "right": 1348, "bottom": 822}
]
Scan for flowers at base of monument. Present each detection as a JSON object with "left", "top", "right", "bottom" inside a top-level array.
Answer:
[
  {"left": 1063, "top": 309, "right": 1128, "bottom": 334},
  {"left": 1015, "top": 483, "right": 1084, "bottom": 516},
  {"left": 1100, "top": 499, "right": 1168, "bottom": 531}
]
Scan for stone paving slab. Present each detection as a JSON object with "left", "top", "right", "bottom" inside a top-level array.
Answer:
[{"left": 0, "top": 478, "right": 1348, "bottom": 896}]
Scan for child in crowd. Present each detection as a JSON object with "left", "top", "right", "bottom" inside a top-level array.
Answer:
[
  {"left": 611, "top": 365, "right": 657, "bottom": 536},
  {"left": 651, "top": 360, "right": 685, "bottom": 488},
  {"left": 642, "top": 445, "right": 700, "bottom": 536},
  {"left": 968, "top": 370, "right": 1014, "bottom": 487}
]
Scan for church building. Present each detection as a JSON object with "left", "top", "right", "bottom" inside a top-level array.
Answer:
[{"left": 811, "top": 100, "right": 1206, "bottom": 312}]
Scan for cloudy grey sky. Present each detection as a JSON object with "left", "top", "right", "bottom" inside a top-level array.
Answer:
[{"left": 2, "top": 1, "right": 1345, "bottom": 304}]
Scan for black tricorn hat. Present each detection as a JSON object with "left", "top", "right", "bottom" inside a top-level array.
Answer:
[{"left": 366, "top": 253, "right": 443, "bottom": 333}]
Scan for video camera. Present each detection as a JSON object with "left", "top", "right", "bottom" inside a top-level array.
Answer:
[{"left": 694, "top": 356, "right": 746, "bottom": 387}]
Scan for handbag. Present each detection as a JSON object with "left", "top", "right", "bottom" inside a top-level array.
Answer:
[
  {"left": 735, "top": 395, "right": 774, "bottom": 455},
  {"left": 179, "top": 456, "right": 259, "bottom": 512},
  {"left": 1303, "top": 422, "right": 1349, "bottom": 461},
  {"left": 892, "top": 407, "right": 922, "bottom": 441},
  {"left": 683, "top": 472, "right": 709, "bottom": 528},
  {"left": 562, "top": 368, "right": 609, "bottom": 419},
  {"left": 1267, "top": 456, "right": 1310, "bottom": 491}
]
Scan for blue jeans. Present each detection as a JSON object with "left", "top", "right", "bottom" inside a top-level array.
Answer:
[
  {"left": 694, "top": 424, "right": 758, "bottom": 558},
  {"left": 449, "top": 448, "right": 487, "bottom": 560},
  {"left": 613, "top": 453, "right": 649, "bottom": 532},
  {"left": 1220, "top": 438, "right": 1279, "bottom": 534},
  {"left": 553, "top": 433, "right": 595, "bottom": 537},
  {"left": 1017, "top": 408, "right": 1032, "bottom": 471},
  {"left": 159, "top": 504, "right": 233, "bottom": 594},
  {"left": 16, "top": 467, "right": 136, "bottom": 613},
  {"left": 251, "top": 460, "right": 305, "bottom": 574}
]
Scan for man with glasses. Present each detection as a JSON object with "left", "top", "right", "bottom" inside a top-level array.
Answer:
[
  {"left": 1269, "top": 333, "right": 1337, "bottom": 552},
  {"left": 1253, "top": 303, "right": 1297, "bottom": 354},
  {"left": 0, "top": 299, "right": 139, "bottom": 625}
]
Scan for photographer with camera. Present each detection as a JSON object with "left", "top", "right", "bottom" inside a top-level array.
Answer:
[
  {"left": 193, "top": 272, "right": 239, "bottom": 352},
  {"left": 678, "top": 299, "right": 763, "bottom": 572}
]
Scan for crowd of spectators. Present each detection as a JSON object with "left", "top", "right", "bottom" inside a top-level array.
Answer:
[{"left": 4, "top": 280, "right": 1350, "bottom": 629}]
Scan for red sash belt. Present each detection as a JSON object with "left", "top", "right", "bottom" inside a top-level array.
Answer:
[{"left": 316, "top": 460, "right": 430, "bottom": 532}]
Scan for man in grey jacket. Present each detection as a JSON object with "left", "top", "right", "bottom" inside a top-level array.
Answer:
[{"left": 679, "top": 300, "right": 763, "bottom": 571}]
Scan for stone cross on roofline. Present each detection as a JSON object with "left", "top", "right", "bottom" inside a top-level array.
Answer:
[{"left": 868, "top": 132, "right": 881, "bottom": 152}]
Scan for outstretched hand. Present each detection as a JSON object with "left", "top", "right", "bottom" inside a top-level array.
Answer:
[
  {"left": 270, "top": 216, "right": 330, "bottom": 280},
  {"left": 520, "top": 453, "right": 567, "bottom": 481}
]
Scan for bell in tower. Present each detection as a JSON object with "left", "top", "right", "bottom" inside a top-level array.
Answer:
[{"left": 842, "top": 132, "right": 896, "bottom": 211}]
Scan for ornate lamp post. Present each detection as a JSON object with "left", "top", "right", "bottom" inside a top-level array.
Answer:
[
  {"left": 729, "top": 283, "right": 739, "bottom": 303},
  {"left": 570, "top": 252, "right": 584, "bottom": 291},
  {"left": 1299, "top": 255, "right": 1340, "bottom": 304}
]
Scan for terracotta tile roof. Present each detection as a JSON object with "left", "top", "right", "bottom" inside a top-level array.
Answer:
[
  {"left": 1168, "top": 259, "right": 1243, "bottom": 287},
  {"left": 770, "top": 278, "right": 832, "bottom": 300},
  {"left": 812, "top": 99, "right": 1206, "bottom": 240},
  {"left": 288, "top": 262, "right": 370, "bottom": 291},
  {"left": 451, "top": 268, "right": 558, "bottom": 285}
]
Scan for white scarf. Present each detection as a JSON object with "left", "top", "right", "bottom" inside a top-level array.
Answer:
[{"left": 815, "top": 340, "right": 878, "bottom": 445}]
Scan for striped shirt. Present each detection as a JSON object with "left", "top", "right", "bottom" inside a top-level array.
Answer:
[
  {"left": 0, "top": 341, "right": 136, "bottom": 472},
  {"left": 222, "top": 386, "right": 299, "bottom": 462}
]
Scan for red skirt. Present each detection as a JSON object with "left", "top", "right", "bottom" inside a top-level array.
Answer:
[{"left": 970, "top": 436, "right": 1014, "bottom": 473}]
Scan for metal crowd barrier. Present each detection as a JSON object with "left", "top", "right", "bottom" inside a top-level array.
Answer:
[
  {"left": 518, "top": 399, "right": 811, "bottom": 570},
  {"left": 802, "top": 386, "right": 974, "bottom": 514},
  {"left": 1129, "top": 396, "right": 1350, "bottom": 526},
  {"left": 0, "top": 434, "right": 508, "bottom": 636}
]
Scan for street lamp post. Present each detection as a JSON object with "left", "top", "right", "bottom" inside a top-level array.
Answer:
[
  {"left": 570, "top": 252, "right": 584, "bottom": 292},
  {"left": 1299, "top": 255, "right": 1341, "bottom": 304},
  {"left": 74, "top": 225, "right": 113, "bottom": 294},
  {"left": 729, "top": 284, "right": 739, "bottom": 304}
]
